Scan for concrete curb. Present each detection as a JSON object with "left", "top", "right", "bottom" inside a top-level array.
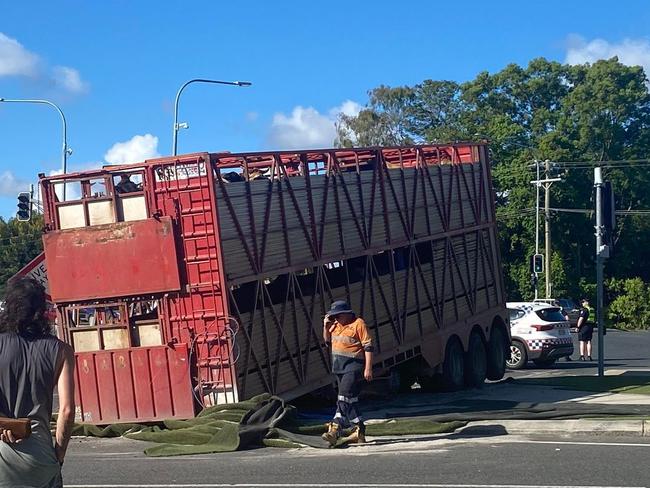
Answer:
[{"left": 466, "top": 419, "right": 650, "bottom": 436}]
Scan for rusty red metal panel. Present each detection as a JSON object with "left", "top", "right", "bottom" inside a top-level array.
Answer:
[
  {"left": 130, "top": 349, "right": 156, "bottom": 420},
  {"left": 95, "top": 353, "right": 119, "bottom": 421},
  {"left": 147, "top": 155, "right": 238, "bottom": 408},
  {"left": 75, "top": 355, "right": 100, "bottom": 423},
  {"left": 44, "top": 217, "right": 181, "bottom": 303},
  {"left": 112, "top": 353, "right": 137, "bottom": 420},
  {"left": 74, "top": 344, "right": 194, "bottom": 424}
]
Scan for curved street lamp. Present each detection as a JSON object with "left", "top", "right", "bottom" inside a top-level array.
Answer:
[
  {"left": 172, "top": 78, "right": 252, "bottom": 156},
  {"left": 0, "top": 97, "right": 72, "bottom": 199}
]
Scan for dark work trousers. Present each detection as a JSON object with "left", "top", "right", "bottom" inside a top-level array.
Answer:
[{"left": 333, "top": 371, "right": 365, "bottom": 432}]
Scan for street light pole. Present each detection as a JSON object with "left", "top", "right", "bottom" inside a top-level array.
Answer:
[
  {"left": 0, "top": 97, "right": 71, "bottom": 199},
  {"left": 544, "top": 159, "right": 552, "bottom": 298},
  {"left": 535, "top": 159, "right": 541, "bottom": 300},
  {"left": 172, "top": 78, "right": 252, "bottom": 156}
]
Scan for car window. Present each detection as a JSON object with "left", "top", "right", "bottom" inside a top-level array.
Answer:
[
  {"left": 536, "top": 307, "right": 566, "bottom": 322},
  {"left": 508, "top": 308, "right": 525, "bottom": 321}
]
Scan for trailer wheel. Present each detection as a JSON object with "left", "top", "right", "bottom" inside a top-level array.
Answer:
[
  {"left": 441, "top": 338, "right": 465, "bottom": 391},
  {"left": 486, "top": 325, "right": 507, "bottom": 380},
  {"left": 464, "top": 332, "right": 487, "bottom": 388}
]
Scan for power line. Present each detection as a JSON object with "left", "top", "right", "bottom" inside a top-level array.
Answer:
[
  {"left": 556, "top": 158, "right": 650, "bottom": 166},
  {"left": 531, "top": 159, "right": 650, "bottom": 171},
  {"left": 548, "top": 207, "right": 650, "bottom": 216}
]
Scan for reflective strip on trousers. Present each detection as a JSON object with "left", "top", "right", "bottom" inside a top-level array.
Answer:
[{"left": 337, "top": 395, "right": 359, "bottom": 403}]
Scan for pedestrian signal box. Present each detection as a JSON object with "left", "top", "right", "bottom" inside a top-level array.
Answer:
[{"left": 531, "top": 254, "right": 544, "bottom": 274}]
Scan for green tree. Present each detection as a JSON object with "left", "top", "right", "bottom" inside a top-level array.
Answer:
[
  {"left": 338, "top": 57, "right": 650, "bottom": 303},
  {"left": 336, "top": 85, "right": 416, "bottom": 147},
  {"left": 607, "top": 278, "right": 650, "bottom": 330},
  {"left": 0, "top": 215, "right": 44, "bottom": 299}
]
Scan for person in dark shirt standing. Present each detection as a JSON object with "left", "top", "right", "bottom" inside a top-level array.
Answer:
[
  {"left": 115, "top": 174, "right": 140, "bottom": 194},
  {"left": 577, "top": 298, "right": 594, "bottom": 361},
  {"left": 0, "top": 278, "right": 75, "bottom": 488},
  {"left": 322, "top": 300, "right": 373, "bottom": 446}
]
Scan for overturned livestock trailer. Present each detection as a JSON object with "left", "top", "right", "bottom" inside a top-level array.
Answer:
[{"left": 39, "top": 143, "right": 508, "bottom": 424}]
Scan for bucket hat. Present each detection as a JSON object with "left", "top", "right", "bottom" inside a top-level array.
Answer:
[{"left": 326, "top": 300, "right": 353, "bottom": 317}]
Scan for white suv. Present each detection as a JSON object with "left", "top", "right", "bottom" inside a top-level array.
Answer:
[{"left": 506, "top": 302, "right": 573, "bottom": 369}]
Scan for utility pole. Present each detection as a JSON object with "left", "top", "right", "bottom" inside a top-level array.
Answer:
[
  {"left": 530, "top": 159, "right": 561, "bottom": 300},
  {"left": 544, "top": 159, "right": 551, "bottom": 298},
  {"left": 594, "top": 167, "right": 607, "bottom": 377}
]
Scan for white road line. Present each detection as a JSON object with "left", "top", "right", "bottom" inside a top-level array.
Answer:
[
  {"left": 66, "top": 484, "right": 647, "bottom": 488},
  {"left": 508, "top": 439, "right": 650, "bottom": 448}
]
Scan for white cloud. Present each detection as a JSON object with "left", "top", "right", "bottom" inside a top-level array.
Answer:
[
  {"left": 51, "top": 66, "right": 88, "bottom": 94},
  {"left": 565, "top": 35, "right": 650, "bottom": 77},
  {"left": 104, "top": 134, "right": 161, "bottom": 165},
  {"left": 332, "top": 100, "right": 362, "bottom": 118},
  {"left": 0, "top": 170, "right": 30, "bottom": 197},
  {"left": 0, "top": 33, "right": 39, "bottom": 77},
  {"left": 0, "top": 32, "right": 88, "bottom": 94},
  {"left": 266, "top": 100, "right": 362, "bottom": 149}
]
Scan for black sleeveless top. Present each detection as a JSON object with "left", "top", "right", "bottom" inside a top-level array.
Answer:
[{"left": 0, "top": 332, "right": 64, "bottom": 435}]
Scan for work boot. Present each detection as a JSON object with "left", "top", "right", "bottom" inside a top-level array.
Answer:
[
  {"left": 321, "top": 422, "right": 340, "bottom": 446},
  {"left": 346, "top": 425, "right": 366, "bottom": 444}
]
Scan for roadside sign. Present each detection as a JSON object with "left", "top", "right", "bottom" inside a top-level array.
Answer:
[{"left": 10, "top": 252, "right": 51, "bottom": 303}]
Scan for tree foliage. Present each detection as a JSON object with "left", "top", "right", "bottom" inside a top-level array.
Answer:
[
  {"left": 607, "top": 278, "right": 650, "bottom": 330},
  {"left": 0, "top": 215, "right": 44, "bottom": 299},
  {"left": 337, "top": 57, "right": 650, "bottom": 310}
]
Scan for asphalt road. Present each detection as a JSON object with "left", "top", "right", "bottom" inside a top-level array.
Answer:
[
  {"left": 62, "top": 432, "right": 650, "bottom": 487},
  {"left": 506, "top": 328, "right": 650, "bottom": 379},
  {"left": 57, "top": 329, "right": 650, "bottom": 487}
]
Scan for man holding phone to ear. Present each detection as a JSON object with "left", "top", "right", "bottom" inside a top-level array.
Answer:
[{"left": 322, "top": 300, "right": 373, "bottom": 446}]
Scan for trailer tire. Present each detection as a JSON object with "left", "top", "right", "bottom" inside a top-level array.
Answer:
[
  {"left": 442, "top": 338, "right": 465, "bottom": 391},
  {"left": 486, "top": 325, "right": 507, "bottom": 380},
  {"left": 464, "top": 332, "right": 487, "bottom": 388}
]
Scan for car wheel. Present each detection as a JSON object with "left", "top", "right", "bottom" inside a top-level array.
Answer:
[
  {"left": 442, "top": 338, "right": 465, "bottom": 391},
  {"left": 486, "top": 326, "right": 507, "bottom": 380},
  {"left": 506, "top": 341, "right": 527, "bottom": 369},
  {"left": 464, "top": 332, "right": 487, "bottom": 388},
  {"left": 533, "top": 358, "right": 557, "bottom": 368}
]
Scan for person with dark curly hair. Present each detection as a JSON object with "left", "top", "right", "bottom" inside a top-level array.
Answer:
[{"left": 0, "top": 278, "right": 75, "bottom": 488}]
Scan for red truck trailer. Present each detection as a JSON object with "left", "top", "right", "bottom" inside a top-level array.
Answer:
[{"left": 39, "top": 143, "right": 508, "bottom": 425}]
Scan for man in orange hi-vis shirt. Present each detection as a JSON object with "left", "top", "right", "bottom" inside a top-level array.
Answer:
[{"left": 322, "top": 300, "right": 373, "bottom": 446}]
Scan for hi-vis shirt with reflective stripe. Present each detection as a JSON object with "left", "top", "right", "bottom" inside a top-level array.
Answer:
[{"left": 330, "top": 318, "right": 373, "bottom": 373}]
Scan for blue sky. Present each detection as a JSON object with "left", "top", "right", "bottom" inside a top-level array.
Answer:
[{"left": 1, "top": 0, "right": 650, "bottom": 218}]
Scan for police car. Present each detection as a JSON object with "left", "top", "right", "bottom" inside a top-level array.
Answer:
[{"left": 506, "top": 302, "right": 574, "bottom": 369}]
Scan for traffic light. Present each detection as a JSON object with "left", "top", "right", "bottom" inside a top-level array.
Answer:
[
  {"left": 16, "top": 192, "right": 31, "bottom": 221},
  {"left": 531, "top": 254, "right": 543, "bottom": 274}
]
